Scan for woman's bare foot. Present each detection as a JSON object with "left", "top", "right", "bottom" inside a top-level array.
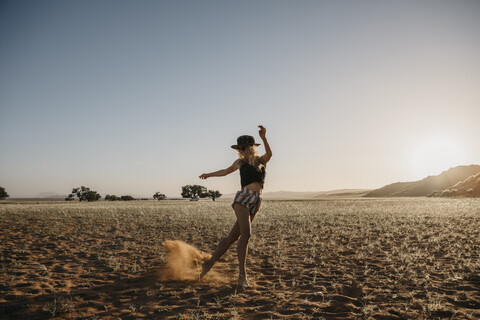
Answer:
[
  {"left": 200, "top": 262, "right": 211, "bottom": 279},
  {"left": 237, "top": 274, "right": 250, "bottom": 289}
]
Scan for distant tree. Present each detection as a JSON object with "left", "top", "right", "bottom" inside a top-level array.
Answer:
[
  {"left": 181, "top": 185, "right": 208, "bottom": 199},
  {"left": 153, "top": 192, "right": 166, "bottom": 200},
  {"left": 66, "top": 186, "right": 101, "bottom": 202},
  {"left": 86, "top": 191, "right": 101, "bottom": 201},
  {"left": 120, "top": 195, "right": 135, "bottom": 201},
  {"left": 208, "top": 190, "right": 222, "bottom": 201},
  {"left": 0, "top": 187, "right": 9, "bottom": 200},
  {"left": 105, "top": 195, "right": 119, "bottom": 201}
]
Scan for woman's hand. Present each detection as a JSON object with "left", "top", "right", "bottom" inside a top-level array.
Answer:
[
  {"left": 199, "top": 173, "right": 209, "bottom": 180},
  {"left": 258, "top": 125, "right": 272, "bottom": 164},
  {"left": 258, "top": 125, "right": 267, "bottom": 140}
]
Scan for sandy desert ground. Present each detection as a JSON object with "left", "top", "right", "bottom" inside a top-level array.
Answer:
[{"left": 1, "top": 199, "right": 479, "bottom": 319}]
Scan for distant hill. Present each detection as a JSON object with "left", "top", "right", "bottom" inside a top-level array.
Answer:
[
  {"left": 223, "top": 189, "right": 371, "bottom": 200},
  {"left": 365, "top": 165, "right": 480, "bottom": 197},
  {"left": 258, "top": 191, "right": 317, "bottom": 200},
  {"left": 428, "top": 171, "right": 480, "bottom": 198},
  {"left": 37, "top": 192, "right": 67, "bottom": 199},
  {"left": 313, "top": 189, "right": 371, "bottom": 198}
]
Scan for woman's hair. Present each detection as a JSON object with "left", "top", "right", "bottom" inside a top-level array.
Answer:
[{"left": 238, "top": 146, "right": 264, "bottom": 169}]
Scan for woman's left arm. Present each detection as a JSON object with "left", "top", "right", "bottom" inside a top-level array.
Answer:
[{"left": 258, "top": 125, "right": 272, "bottom": 164}]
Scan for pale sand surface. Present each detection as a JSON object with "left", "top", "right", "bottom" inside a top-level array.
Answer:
[{"left": 1, "top": 199, "right": 480, "bottom": 319}]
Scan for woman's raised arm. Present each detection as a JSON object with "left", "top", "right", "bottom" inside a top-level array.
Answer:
[{"left": 258, "top": 125, "right": 272, "bottom": 164}]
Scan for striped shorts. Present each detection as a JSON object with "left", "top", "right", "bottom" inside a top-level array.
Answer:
[{"left": 232, "top": 188, "right": 262, "bottom": 216}]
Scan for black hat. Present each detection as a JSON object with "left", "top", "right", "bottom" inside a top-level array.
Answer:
[{"left": 231, "top": 135, "right": 260, "bottom": 150}]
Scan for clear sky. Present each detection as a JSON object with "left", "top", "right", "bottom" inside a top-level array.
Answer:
[{"left": 1, "top": 0, "right": 479, "bottom": 198}]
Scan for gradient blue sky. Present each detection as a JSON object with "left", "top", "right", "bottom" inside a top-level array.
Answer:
[{"left": 1, "top": 0, "right": 479, "bottom": 198}]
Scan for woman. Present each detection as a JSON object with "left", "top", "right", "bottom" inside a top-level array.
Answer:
[{"left": 199, "top": 125, "right": 272, "bottom": 288}]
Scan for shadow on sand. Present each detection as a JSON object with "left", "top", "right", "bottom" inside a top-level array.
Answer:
[{"left": 2, "top": 265, "right": 237, "bottom": 319}]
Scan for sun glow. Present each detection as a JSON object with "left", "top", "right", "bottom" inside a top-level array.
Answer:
[{"left": 410, "top": 137, "right": 467, "bottom": 179}]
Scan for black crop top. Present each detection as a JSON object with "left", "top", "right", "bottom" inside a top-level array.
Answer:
[{"left": 240, "top": 160, "right": 266, "bottom": 188}]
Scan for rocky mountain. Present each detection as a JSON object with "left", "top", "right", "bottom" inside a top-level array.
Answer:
[{"left": 364, "top": 165, "right": 480, "bottom": 197}]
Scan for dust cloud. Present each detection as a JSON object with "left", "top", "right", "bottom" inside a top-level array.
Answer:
[{"left": 159, "top": 240, "right": 211, "bottom": 281}]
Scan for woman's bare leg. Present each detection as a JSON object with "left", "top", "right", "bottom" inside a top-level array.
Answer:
[
  {"left": 234, "top": 203, "right": 252, "bottom": 287},
  {"left": 200, "top": 206, "right": 255, "bottom": 280},
  {"left": 200, "top": 221, "right": 240, "bottom": 278}
]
